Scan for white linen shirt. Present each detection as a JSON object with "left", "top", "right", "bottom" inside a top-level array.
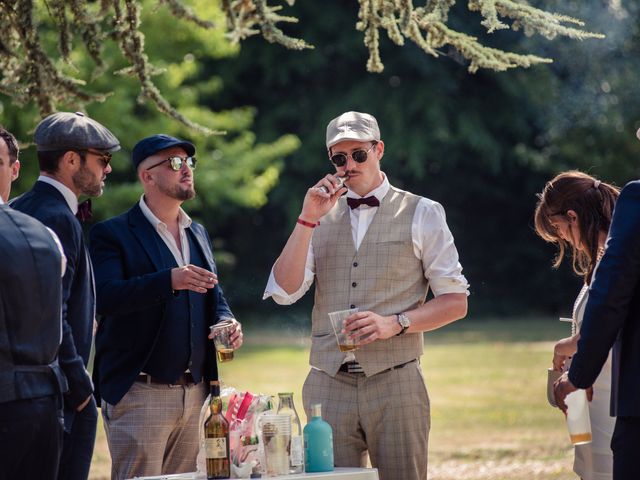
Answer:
[
  {"left": 139, "top": 194, "right": 192, "bottom": 266},
  {"left": 263, "top": 173, "right": 469, "bottom": 304}
]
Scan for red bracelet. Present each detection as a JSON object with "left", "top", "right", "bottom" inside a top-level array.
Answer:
[{"left": 297, "top": 218, "right": 319, "bottom": 228}]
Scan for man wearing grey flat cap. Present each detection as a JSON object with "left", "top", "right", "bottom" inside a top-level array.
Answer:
[
  {"left": 89, "top": 134, "right": 242, "bottom": 479},
  {"left": 265, "top": 111, "right": 469, "bottom": 479},
  {"left": 11, "top": 111, "right": 119, "bottom": 480}
]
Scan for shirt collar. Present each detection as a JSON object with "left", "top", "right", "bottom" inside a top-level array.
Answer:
[
  {"left": 345, "top": 172, "right": 389, "bottom": 202},
  {"left": 38, "top": 175, "right": 78, "bottom": 214},
  {"left": 139, "top": 194, "right": 192, "bottom": 231}
]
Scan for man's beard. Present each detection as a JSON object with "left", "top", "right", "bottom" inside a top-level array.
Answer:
[
  {"left": 159, "top": 182, "right": 196, "bottom": 201},
  {"left": 72, "top": 165, "right": 102, "bottom": 197}
]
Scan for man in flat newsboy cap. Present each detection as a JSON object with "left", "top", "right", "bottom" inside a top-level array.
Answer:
[
  {"left": 264, "top": 111, "right": 469, "bottom": 480},
  {"left": 11, "top": 111, "right": 119, "bottom": 480},
  {"left": 89, "top": 134, "right": 243, "bottom": 479}
]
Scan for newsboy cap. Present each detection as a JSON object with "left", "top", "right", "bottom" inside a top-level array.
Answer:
[
  {"left": 326, "top": 111, "right": 381, "bottom": 149},
  {"left": 34, "top": 111, "right": 120, "bottom": 152},
  {"left": 131, "top": 134, "right": 196, "bottom": 170}
]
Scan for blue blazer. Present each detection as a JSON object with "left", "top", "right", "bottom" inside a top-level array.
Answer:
[
  {"left": 89, "top": 204, "right": 234, "bottom": 405},
  {"left": 569, "top": 180, "right": 640, "bottom": 417},
  {"left": 10, "top": 181, "right": 94, "bottom": 426}
]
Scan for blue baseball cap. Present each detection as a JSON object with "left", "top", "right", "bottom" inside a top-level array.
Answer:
[{"left": 132, "top": 134, "right": 195, "bottom": 170}]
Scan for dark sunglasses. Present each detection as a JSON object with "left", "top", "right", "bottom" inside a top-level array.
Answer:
[
  {"left": 80, "top": 149, "right": 112, "bottom": 167},
  {"left": 146, "top": 155, "right": 197, "bottom": 171},
  {"left": 329, "top": 142, "right": 377, "bottom": 167}
]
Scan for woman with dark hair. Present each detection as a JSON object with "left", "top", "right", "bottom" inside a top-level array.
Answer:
[{"left": 535, "top": 170, "right": 619, "bottom": 480}]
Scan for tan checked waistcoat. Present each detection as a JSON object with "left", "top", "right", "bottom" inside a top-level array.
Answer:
[{"left": 310, "top": 186, "right": 428, "bottom": 377}]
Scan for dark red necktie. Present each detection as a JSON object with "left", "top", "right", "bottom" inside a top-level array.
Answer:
[
  {"left": 76, "top": 199, "right": 93, "bottom": 222},
  {"left": 347, "top": 196, "right": 380, "bottom": 209}
]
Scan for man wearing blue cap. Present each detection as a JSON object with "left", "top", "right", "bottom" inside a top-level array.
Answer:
[
  {"left": 90, "top": 134, "right": 243, "bottom": 479},
  {"left": 11, "top": 111, "right": 119, "bottom": 480}
]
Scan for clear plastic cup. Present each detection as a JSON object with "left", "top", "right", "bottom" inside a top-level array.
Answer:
[
  {"left": 210, "top": 319, "right": 235, "bottom": 362},
  {"left": 258, "top": 414, "right": 292, "bottom": 476},
  {"left": 565, "top": 389, "right": 592, "bottom": 445},
  {"left": 328, "top": 308, "right": 359, "bottom": 352}
]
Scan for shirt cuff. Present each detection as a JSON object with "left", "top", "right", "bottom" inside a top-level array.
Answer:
[
  {"left": 263, "top": 269, "right": 307, "bottom": 305},
  {"left": 429, "top": 277, "right": 470, "bottom": 297}
]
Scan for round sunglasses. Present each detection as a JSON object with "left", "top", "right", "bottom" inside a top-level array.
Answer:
[
  {"left": 329, "top": 142, "right": 377, "bottom": 167},
  {"left": 146, "top": 155, "right": 197, "bottom": 171}
]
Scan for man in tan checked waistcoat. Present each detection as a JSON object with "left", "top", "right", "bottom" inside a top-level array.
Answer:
[{"left": 264, "top": 111, "right": 469, "bottom": 480}]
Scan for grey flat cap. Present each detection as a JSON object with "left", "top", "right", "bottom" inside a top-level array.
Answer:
[
  {"left": 326, "top": 111, "right": 380, "bottom": 149},
  {"left": 34, "top": 111, "right": 120, "bottom": 152}
]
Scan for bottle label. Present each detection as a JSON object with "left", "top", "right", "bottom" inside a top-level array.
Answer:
[
  {"left": 290, "top": 435, "right": 304, "bottom": 466},
  {"left": 204, "top": 438, "right": 227, "bottom": 459}
]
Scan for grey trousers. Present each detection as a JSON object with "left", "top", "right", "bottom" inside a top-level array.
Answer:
[
  {"left": 101, "top": 380, "right": 207, "bottom": 480},
  {"left": 302, "top": 360, "right": 430, "bottom": 480}
]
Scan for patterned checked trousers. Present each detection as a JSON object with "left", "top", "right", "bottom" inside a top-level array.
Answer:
[{"left": 302, "top": 360, "right": 430, "bottom": 480}]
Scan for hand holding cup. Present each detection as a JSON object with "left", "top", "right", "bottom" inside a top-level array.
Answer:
[{"left": 209, "top": 318, "right": 243, "bottom": 362}]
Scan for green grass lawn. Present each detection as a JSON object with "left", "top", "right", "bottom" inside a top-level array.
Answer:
[{"left": 89, "top": 318, "right": 579, "bottom": 479}]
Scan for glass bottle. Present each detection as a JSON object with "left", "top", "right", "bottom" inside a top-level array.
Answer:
[
  {"left": 303, "top": 403, "right": 334, "bottom": 472},
  {"left": 277, "top": 392, "right": 304, "bottom": 473},
  {"left": 204, "top": 381, "right": 230, "bottom": 479}
]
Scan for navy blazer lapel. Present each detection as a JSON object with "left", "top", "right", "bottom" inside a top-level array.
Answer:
[
  {"left": 127, "top": 204, "right": 167, "bottom": 272},
  {"left": 188, "top": 224, "right": 216, "bottom": 273},
  {"left": 17, "top": 181, "right": 72, "bottom": 212}
]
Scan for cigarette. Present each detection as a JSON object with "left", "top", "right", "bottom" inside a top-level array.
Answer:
[{"left": 318, "top": 175, "right": 349, "bottom": 194}]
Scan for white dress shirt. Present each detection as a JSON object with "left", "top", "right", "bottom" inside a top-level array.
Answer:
[
  {"left": 263, "top": 173, "right": 469, "bottom": 304},
  {"left": 139, "top": 195, "right": 192, "bottom": 266}
]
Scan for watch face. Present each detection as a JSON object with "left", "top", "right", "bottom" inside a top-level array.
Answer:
[{"left": 399, "top": 314, "right": 410, "bottom": 328}]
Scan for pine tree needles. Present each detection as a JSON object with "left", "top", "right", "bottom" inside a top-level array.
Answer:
[{"left": 0, "top": 0, "right": 604, "bottom": 131}]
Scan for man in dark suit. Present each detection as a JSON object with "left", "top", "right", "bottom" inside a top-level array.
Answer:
[
  {"left": 555, "top": 135, "right": 640, "bottom": 479},
  {"left": 0, "top": 126, "right": 66, "bottom": 480},
  {"left": 11, "top": 112, "right": 120, "bottom": 480},
  {"left": 90, "top": 134, "right": 243, "bottom": 480}
]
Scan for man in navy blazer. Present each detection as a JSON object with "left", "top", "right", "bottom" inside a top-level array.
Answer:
[
  {"left": 90, "top": 134, "right": 243, "bottom": 480},
  {"left": 555, "top": 135, "right": 640, "bottom": 479},
  {"left": 11, "top": 112, "right": 119, "bottom": 480},
  {"left": 0, "top": 126, "right": 66, "bottom": 480}
]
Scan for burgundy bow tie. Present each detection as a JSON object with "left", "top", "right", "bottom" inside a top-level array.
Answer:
[
  {"left": 76, "top": 199, "right": 93, "bottom": 222},
  {"left": 347, "top": 196, "right": 380, "bottom": 209}
]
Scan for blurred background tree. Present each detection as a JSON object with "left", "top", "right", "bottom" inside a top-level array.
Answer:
[{"left": 1, "top": 0, "right": 638, "bottom": 320}]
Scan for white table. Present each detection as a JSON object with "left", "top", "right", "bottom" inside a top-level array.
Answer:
[{"left": 131, "top": 467, "right": 379, "bottom": 480}]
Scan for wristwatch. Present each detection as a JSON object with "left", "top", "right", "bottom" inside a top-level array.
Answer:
[{"left": 395, "top": 312, "right": 411, "bottom": 336}]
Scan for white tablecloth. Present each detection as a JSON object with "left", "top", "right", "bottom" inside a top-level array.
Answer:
[{"left": 130, "top": 467, "right": 379, "bottom": 480}]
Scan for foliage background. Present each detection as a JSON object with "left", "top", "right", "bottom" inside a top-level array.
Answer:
[{"left": 2, "top": 0, "right": 640, "bottom": 321}]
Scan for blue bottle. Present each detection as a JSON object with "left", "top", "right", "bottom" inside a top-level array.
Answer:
[{"left": 303, "top": 403, "right": 334, "bottom": 472}]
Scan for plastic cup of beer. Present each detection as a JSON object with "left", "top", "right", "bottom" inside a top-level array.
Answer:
[
  {"left": 328, "top": 308, "right": 359, "bottom": 352},
  {"left": 210, "top": 319, "right": 235, "bottom": 362},
  {"left": 565, "top": 389, "right": 592, "bottom": 445}
]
